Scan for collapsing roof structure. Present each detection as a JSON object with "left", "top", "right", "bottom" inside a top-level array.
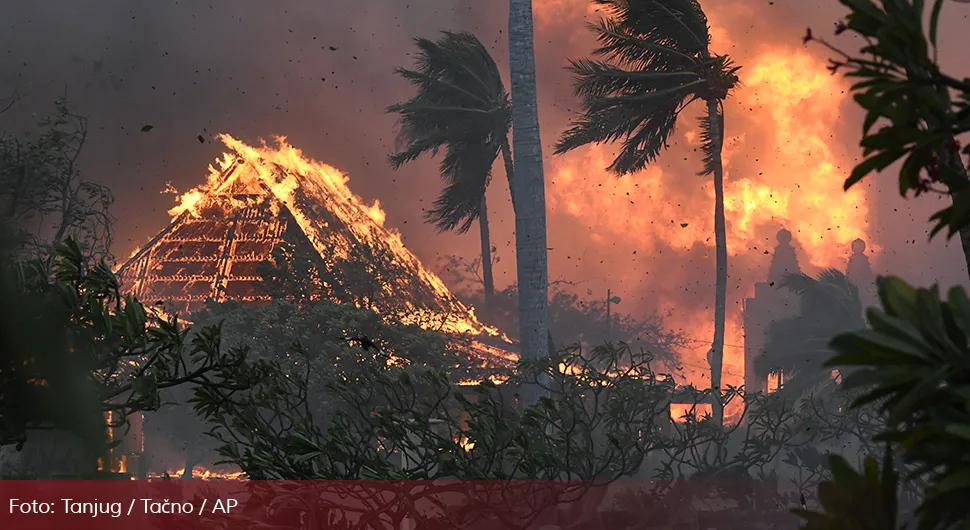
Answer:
[{"left": 117, "top": 134, "right": 515, "bottom": 368}]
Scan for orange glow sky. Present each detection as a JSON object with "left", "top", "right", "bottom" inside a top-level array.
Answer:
[{"left": 3, "top": 0, "right": 969, "bottom": 385}]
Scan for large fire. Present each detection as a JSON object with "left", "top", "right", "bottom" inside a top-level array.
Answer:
[
  {"left": 158, "top": 134, "right": 508, "bottom": 342},
  {"left": 121, "top": 1, "right": 875, "bottom": 393},
  {"left": 544, "top": 16, "right": 874, "bottom": 387}
]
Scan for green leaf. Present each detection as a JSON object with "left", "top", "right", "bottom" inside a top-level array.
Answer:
[
  {"left": 828, "top": 454, "right": 859, "bottom": 483},
  {"left": 845, "top": 149, "right": 906, "bottom": 190},
  {"left": 928, "top": 0, "right": 944, "bottom": 48},
  {"left": 878, "top": 276, "right": 918, "bottom": 319},
  {"left": 131, "top": 373, "right": 159, "bottom": 409},
  {"left": 933, "top": 468, "right": 970, "bottom": 493},
  {"left": 946, "top": 286, "right": 970, "bottom": 339},
  {"left": 140, "top": 125, "right": 154, "bottom": 132},
  {"left": 828, "top": 330, "right": 928, "bottom": 363},
  {"left": 943, "top": 423, "right": 970, "bottom": 441}
]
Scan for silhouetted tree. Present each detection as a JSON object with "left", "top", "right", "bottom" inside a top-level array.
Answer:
[
  {"left": 0, "top": 98, "right": 114, "bottom": 261},
  {"left": 756, "top": 270, "right": 866, "bottom": 399},
  {"left": 508, "top": 0, "right": 551, "bottom": 403},
  {"left": 387, "top": 31, "right": 513, "bottom": 315},
  {"left": 0, "top": 239, "right": 246, "bottom": 476},
  {"left": 554, "top": 0, "right": 740, "bottom": 425}
]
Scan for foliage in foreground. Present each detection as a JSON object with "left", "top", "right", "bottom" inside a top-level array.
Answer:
[
  {"left": 809, "top": 0, "right": 970, "bottom": 238},
  {"left": 0, "top": 99, "right": 114, "bottom": 261},
  {"left": 0, "top": 239, "right": 247, "bottom": 475},
  {"left": 194, "top": 343, "right": 676, "bottom": 481},
  {"left": 190, "top": 322, "right": 889, "bottom": 527},
  {"left": 796, "top": 276, "right": 970, "bottom": 530}
]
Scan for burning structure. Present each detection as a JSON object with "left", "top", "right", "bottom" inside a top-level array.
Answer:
[
  {"left": 107, "top": 135, "right": 876, "bottom": 478},
  {"left": 117, "top": 134, "right": 514, "bottom": 364},
  {"left": 110, "top": 134, "right": 523, "bottom": 479}
]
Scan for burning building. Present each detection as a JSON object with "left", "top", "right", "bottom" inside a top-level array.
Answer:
[
  {"left": 112, "top": 134, "right": 520, "bottom": 479},
  {"left": 117, "top": 134, "right": 515, "bottom": 366}
]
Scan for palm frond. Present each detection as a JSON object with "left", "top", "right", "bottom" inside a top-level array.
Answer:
[
  {"left": 556, "top": 96, "right": 684, "bottom": 174},
  {"left": 386, "top": 31, "right": 511, "bottom": 234},
  {"left": 567, "top": 58, "right": 703, "bottom": 101},
  {"left": 780, "top": 272, "right": 821, "bottom": 296},
  {"left": 556, "top": 1, "right": 740, "bottom": 176},
  {"left": 586, "top": 18, "right": 698, "bottom": 72},
  {"left": 592, "top": 0, "right": 709, "bottom": 60},
  {"left": 425, "top": 140, "right": 500, "bottom": 234},
  {"left": 758, "top": 269, "right": 867, "bottom": 394}
]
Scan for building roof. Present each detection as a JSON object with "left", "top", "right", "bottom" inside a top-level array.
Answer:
[{"left": 117, "top": 134, "right": 515, "bottom": 367}]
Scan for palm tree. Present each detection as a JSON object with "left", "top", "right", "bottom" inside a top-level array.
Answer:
[
  {"left": 508, "top": 0, "right": 551, "bottom": 405},
  {"left": 755, "top": 270, "right": 866, "bottom": 399},
  {"left": 553, "top": 0, "right": 739, "bottom": 424},
  {"left": 387, "top": 31, "right": 516, "bottom": 314}
]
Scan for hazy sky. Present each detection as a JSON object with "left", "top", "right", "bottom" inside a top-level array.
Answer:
[{"left": 3, "top": 0, "right": 969, "bottom": 382}]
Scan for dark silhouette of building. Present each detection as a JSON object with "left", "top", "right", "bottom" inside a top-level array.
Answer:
[
  {"left": 742, "top": 229, "right": 801, "bottom": 394},
  {"left": 846, "top": 238, "right": 877, "bottom": 307},
  {"left": 743, "top": 230, "right": 875, "bottom": 394}
]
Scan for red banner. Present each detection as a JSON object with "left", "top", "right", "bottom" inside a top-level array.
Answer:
[{"left": 0, "top": 479, "right": 799, "bottom": 529}]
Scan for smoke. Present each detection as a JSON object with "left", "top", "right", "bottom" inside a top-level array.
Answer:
[{"left": 2, "top": 0, "right": 969, "bottom": 384}]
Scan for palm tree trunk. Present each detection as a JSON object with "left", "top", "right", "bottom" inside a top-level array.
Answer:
[
  {"left": 707, "top": 98, "right": 728, "bottom": 427},
  {"left": 508, "top": 0, "right": 550, "bottom": 407},
  {"left": 479, "top": 195, "right": 495, "bottom": 315},
  {"left": 501, "top": 137, "right": 554, "bottom": 363}
]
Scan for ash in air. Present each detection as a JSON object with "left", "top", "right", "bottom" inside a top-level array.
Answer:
[{"left": 1, "top": 0, "right": 968, "bottom": 528}]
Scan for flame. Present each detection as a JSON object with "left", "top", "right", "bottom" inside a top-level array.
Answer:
[
  {"left": 456, "top": 435, "right": 476, "bottom": 452},
  {"left": 161, "top": 134, "right": 509, "bottom": 342},
  {"left": 670, "top": 403, "right": 713, "bottom": 424},
  {"left": 546, "top": 46, "right": 874, "bottom": 387},
  {"left": 457, "top": 374, "right": 509, "bottom": 386},
  {"left": 147, "top": 466, "right": 246, "bottom": 480},
  {"left": 738, "top": 51, "right": 874, "bottom": 266}
]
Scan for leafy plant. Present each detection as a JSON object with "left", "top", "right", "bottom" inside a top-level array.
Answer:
[
  {"left": 195, "top": 342, "right": 676, "bottom": 481},
  {"left": 794, "top": 449, "right": 901, "bottom": 530},
  {"left": 0, "top": 98, "right": 114, "bottom": 261},
  {"left": 796, "top": 276, "right": 970, "bottom": 529},
  {"left": 757, "top": 270, "right": 866, "bottom": 398},
  {"left": 0, "top": 238, "right": 247, "bottom": 473},
  {"left": 807, "top": 0, "right": 970, "bottom": 238}
]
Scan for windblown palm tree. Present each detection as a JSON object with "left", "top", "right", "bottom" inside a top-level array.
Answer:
[
  {"left": 756, "top": 270, "right": 866, "bottom": 399},
  {"left": 508, "top": 0, "right": 551, "bottom": 405},
  {"left": 554, "top": 0, "right": 740, "bottom": 424},
  {"left": 387, "top": 31, "right": 515, "bottom": 314}
]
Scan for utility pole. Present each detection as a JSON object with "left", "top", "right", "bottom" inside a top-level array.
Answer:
[{"left": 606, "top": 289, "right": 621, "bottom": 342}]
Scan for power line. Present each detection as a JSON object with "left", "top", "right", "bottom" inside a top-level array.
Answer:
[{"left": 680, "top": 337, "right": 746, "bottom": 349}]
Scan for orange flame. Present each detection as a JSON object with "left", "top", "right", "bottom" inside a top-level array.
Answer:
[
  {"left": 546, "top": 47, "right": 874, "bottom": 387},
  {"left": 166, "top": 134, "right": 510, "bottom": 341},
  {"left": 147, "top": 466, "right": 246, "bottom": 480}
]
